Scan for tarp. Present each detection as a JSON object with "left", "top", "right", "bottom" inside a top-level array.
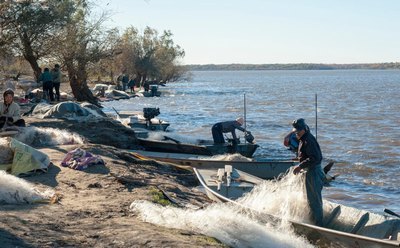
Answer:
[
  {"left": 32, "top": 101, "right": 105, "bottom": 119},
  {"left": 0, "top": 138, "right": 50, "bottom": 176}
]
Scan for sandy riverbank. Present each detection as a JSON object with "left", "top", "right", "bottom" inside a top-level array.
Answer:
[{"left": 0, "top": 87, "right": 226, "bottom": 247}]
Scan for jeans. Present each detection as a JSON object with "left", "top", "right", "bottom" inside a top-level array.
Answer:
[
  {"left": 53, "top": 82, "right": 60, "bottom": 101},
  {"left": 305, "top": 164, "right": 325, "bottom": 226}
]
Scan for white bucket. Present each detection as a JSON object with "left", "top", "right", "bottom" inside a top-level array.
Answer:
[{"left": 129, "top": 116, "right": 139, "bottom": 123}]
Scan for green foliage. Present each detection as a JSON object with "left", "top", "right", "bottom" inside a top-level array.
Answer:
[
  {"left": 0, "top": 0, "right": 76, "bottom": 79},
  {"left": 114, "top": 26, "right": 187, "bottom": 83},
  {"left": 149, "top": 186, "right": 175, "bottom": 207}
]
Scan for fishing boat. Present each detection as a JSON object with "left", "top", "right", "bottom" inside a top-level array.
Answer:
[
  {"left": 136, "top": 137, "right": 259, "bottom": 158},
  {"left": 110, "top": 108, "right": 170, "bottom": 131},
  {"left": 131, "top": 150, "right": 294, "bottom": 179},
  {"left": 194, "top": 167, "right": 400, "bottom": 248}
]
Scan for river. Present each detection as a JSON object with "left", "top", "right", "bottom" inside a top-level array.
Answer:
[{"left": 103, "top": 69, "right": 400, "bottom": 215}]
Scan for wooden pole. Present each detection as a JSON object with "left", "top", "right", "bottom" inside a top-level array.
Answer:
[
  {"left": 244, "top": 93, "right": 247, "bottom": 144},
  {"left": 315, "top": 93, "right": 318, "bottom": 141}
]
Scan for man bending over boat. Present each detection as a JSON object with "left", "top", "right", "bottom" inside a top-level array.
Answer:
[
  {"left": 292, "top": 118, "right": 325, "bottom": 226},
  {"left": 211, "top": 117, "right": 251, "bottom": 144}
]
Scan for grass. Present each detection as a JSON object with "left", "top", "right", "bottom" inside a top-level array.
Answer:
[{"left": 149, "top": 186, "right": 176, "bottom": 207}]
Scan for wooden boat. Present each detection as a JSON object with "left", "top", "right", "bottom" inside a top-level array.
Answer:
[
  {"left": 136, "top": 137, "right": 259, "bottom": 158},
  {"left": 110, "top": 110, "right": 170, "bottom": 131},
  {"left": 128, "top": 120, "right": 169, "bottom": 131},
  {"left": 194, "top": 167, "right": 400, "bottom": 247},
  {"left": 131, "top": 150, "right": 294, "bottom": 179}
]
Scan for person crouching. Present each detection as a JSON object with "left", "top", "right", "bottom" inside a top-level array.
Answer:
[{"left": 0, "top": 89, "right": 26, "bottom": 128}]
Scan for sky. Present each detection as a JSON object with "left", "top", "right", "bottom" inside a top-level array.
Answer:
[{"left": 95, "top": 0, "right": 400, "bottom": 65}]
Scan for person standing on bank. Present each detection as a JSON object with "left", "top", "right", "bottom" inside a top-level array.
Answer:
[
  {"left": 40, "top": 68, "right": 54, "bottom": 101},
  {"left": 0, "top": 89, "right": 26, "bottom": 128},
  {"left": 51, "top": 64, "right": 62, "bottom": 102},
  {"left": 211, "top": 117, "right": 250, "bottom": 144},
  {"left": 292, "top": 118, "right": 325, "bottom": 226}
]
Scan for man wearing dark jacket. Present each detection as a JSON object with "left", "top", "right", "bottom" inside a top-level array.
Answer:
[
  {"left": 212, "top": 117, "right": 249, "bottom": 144},
  {"left": 292, "top": 118, "right": 325, "bottom": 226}
]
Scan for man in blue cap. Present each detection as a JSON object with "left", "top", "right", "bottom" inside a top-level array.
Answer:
[{"left": 292, "top": 118, "right": 325, "bottom": 226}]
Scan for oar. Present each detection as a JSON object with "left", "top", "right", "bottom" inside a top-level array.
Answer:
[
  {"left": 384, "top": 208, "right": 400, "bottom": 218},
  {"left": 112, "top": 107, "right": 121, "bottom": 118},
  {"left": 163, "top": 135, "right": 181, "bottom": 144}
]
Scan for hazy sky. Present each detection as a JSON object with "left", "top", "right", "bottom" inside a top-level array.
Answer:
[{"left": 96, "top": 0, "right": 400, "bottom": 65}]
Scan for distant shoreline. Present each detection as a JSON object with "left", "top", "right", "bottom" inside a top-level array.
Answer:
[{"left": 185, "top": 63, "right": 400, "bottom": 71}]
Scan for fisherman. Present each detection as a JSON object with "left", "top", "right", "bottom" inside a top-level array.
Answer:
[
  {"left": 292, "top": 118, "right": 325, "bottom": 226},
  {"left": 0, "top": 89, "right": 26, "bottom": 128},
  {"left": 211, "top": 117, "right": 251, "bottom": 145}
]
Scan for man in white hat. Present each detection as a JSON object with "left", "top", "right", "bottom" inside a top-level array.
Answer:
[{"left": 211, "top": 117, "right": 250, "bottom": 144}]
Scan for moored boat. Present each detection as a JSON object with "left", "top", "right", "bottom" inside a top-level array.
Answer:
[
  {"left": 132, "top": 150, "right": 294, "bottom": 179},
  {"left": 194, "top": 167, "right": 400, "bottom": 248},
  {"left": 136, "top": 137, "right": 259, "bottom": 158},
  {"left": 110, "top": 108, "right": 170, "bottom": 131}
]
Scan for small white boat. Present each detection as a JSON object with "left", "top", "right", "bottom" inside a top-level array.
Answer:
[
  {"left": 109, "top": 110, "right": 170, "bottom": 131},
  {"left": 194, "top": 167, "right": 400, "bottom": 248}
]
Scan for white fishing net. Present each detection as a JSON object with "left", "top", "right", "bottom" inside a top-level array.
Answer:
[{"left": 0, "top": 171, "right": 54, "bottom": 204}]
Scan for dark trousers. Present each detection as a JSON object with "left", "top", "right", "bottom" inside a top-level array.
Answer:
[
  {"left": 305, "top": 164, "right": 325, "bottom": 226},
  {"left": 43, "top": 81, "right": 54, "bottom": 101},
  {"left": 53, "top": 82, "right": 60, "bottom": 101},
  {"left": 0, "top": 116, "right": 26, "bottom": 128},
  {"left": 212, "top": 123, "right": 225, "bottom": 144}
]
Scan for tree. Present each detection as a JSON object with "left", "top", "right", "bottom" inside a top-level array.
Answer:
[
  {"left": 0, "top": 0, "right": 75, "bottom": 80},
  {"left": 116, "top": 26, "right": 186, "bottom": 85},
  {"left": 54, "top": 0, "right": 118, "bottom": 106}
]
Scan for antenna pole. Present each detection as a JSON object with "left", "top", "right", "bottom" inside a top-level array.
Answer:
[
  {"left": 315, "top": 93, "right": 318, "bottom": 141},
  {"left": 244, "top": 93, "right": 247, "bottom": 144}
]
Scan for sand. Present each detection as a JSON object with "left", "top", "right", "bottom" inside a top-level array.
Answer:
[{"left": 0, "top": 110, "right": 226, "bottom": 247}]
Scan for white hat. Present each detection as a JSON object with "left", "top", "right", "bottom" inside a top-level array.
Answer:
[{"left": 236, "top": 117, "right": 244, "bottom": 125}]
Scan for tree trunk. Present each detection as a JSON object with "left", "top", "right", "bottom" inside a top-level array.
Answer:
[
  {"left": 21, "top": 32, "right": 41, "bottom": 81},
  {"left": 69, "top": 75, "right": 100, "bottom": 107},
  {"left": 66, "top": 60, "right": 100, "bottom": 107}
]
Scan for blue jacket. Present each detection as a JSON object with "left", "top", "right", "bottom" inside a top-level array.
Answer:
[{"left": 40, "top": 71, "right": 52, "bottom": 82}]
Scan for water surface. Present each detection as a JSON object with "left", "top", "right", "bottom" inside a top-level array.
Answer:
[{"left": 104, "top": 69, "right": 400, "bottom": 214}]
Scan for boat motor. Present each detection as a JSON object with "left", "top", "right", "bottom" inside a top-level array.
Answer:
[
  {"left": 143, "top": 107, "right": 160, "bottom": 124},
  {"left": 245, "top": 132, "right": 255, "bottom": 144}
]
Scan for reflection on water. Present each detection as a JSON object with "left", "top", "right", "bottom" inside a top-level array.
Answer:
[{"left": 105, "top": 69, "right": 400, "bottom": 214}]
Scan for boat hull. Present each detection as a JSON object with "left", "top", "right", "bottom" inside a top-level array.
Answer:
[
  {"left": 194, "top": 167, "right": 400, "bottom": 248},
  {"left": 137, "top": 138, "right": 259, "bottom": 158},
  {"left": 132, "top": 150, "right": 294, "bottom": 179}
]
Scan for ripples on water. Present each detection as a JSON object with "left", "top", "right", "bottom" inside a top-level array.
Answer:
[{"left": 104, "top": 70, "right": 400, "bottom": 215}]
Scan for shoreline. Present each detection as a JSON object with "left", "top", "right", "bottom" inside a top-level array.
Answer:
[{"left": 0, "top": 89, "right": 225, "bottom": 247}]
